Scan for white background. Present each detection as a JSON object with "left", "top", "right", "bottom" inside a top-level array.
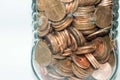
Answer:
[{"left": 0, "top": 0, "right": 120, "bottom": 80}]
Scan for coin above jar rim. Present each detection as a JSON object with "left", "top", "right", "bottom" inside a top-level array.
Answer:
[{"left": 34, "top": 40, "right": 52, "bottom": 67}]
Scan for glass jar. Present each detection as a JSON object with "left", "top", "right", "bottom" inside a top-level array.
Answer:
[{"left": 31, "top": 0, "right": 119, "bottom": 80}]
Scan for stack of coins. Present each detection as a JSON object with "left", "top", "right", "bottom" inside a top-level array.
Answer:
[{"left": 34, "top": 0, "right": 115, "bottom": 80}]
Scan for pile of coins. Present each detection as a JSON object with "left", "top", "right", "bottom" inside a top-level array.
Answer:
[{"left": 34, "top": 0, "right": 115, "bottom": 80}]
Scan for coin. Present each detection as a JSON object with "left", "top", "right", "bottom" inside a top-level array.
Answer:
[
  {"left": 37, "top": 16, "right": 48, "bottom": 31},
  {"left": 37, "top": 11, "right": 46, "bottom": 19},
  {"left": 59, "top": 59, "right": 72, "bottom": 72},
  {"left": 92, "top": 36, "right": 111, "bottom": 63},
  {"left": 97, "top": 35, "right": 113, "bottom": 63},
  {"left": 108, "top": 51, "right": 115, "bottom": 67},
  {"left": 72, "top": 55, "right": 90, "bottom": 69},
  {"left": 92, "top": 62, "right": 112, "bottom": 80},
  {"left": 98, "top": 0, "right": 113, "bottom": 7},
  {"left": 34, "top": 61, "right": 48, "bottom": 75},
  {"left": 94, "top": 6, "right": 112, "bottom": 28},
  {"left": 59, "top": 31, "right": 68, "bottom": 49},
  {"left": 55, "top": 63, "right": 73, "bottom": 77},
  {"left": 37, "top": 23, "right": 50, "bottom": 37},
  {"left": 46, "top": 34, "right": 60, "bottom": 54},
  {"left": 47, "top": 66, "right": 65, "bottom": 80},
  {"left": 78, "top": 0, "right": 97, "bottom": 6},
  {"left": 68, "top": 76, "right": 81, "bottom": 80},
  {"left": 34, "top": 40, "right": 52, "bottom": 67},
  {"left": 36, "top": 0, "right": 45, "bottom": 11},
  {"left": 73, "top": 6, "right": 95, "bottom": 15},
  {"left": 54, "top": 34, "right": 64, "bottom": 53},
  {"left": 53, "top": 54, "right": 66, "bottom": 60},
  {"left": 72, "top": 63, "right": 89, "bottom": 79},
  {"left": 73, "top": 21, "right": 95, "bottom": 31},
  {"left": 61, "top": 0, "right": 73, "bottom": 3},
  {"left": 80, "top": 28, "right": 98, "bottom": 36},
  {"left": 75, "top": 43, "right": 96, "bottom": 55},
  {"left": 57, "top": 32, "right": 66, "bottom": 51},
  {"left": 73, "top": 14, "right": 94, "bottom": 24},
  {"left": 43, "top": 0, "right": 66, "bottom": 22},
  {"left": 85, "top": 53, "right": 100, "bottom": 69},
  {"left": 95, "top": 0, "right": 101, "bottom": 4},
  {"left": 69, "top": 0, "right": 79, "bottom": 13},
  {"left": 92, "top": 37, "right": 107, "bottom": 60},
  {"left": 69, "top": 27, "right": 81, "bottom": 46},
  {"left": 87, "top": 26, "right": 111, "bottom": 40},
  {"left": 53, "top": 16, "right": 73, "bottom": 31},
  {"left": 62, "top": 48, "right": 72, "bottom": 56},
  {"left": 47, "top": 73, "right": 65, "bottom": 80},
  {"left": 72, "top": 27, "right": 86, "bottom": 45},
  {"left": 69, "top": 33, "right": 78, "bottom": 51}
]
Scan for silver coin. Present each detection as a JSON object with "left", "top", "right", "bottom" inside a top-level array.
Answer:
[{"left": 92, "top": 62, "right": 112, "bottom": 80}]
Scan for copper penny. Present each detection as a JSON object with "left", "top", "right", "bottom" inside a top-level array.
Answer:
[
  {"left": 52, "top": 15, "right": 73, "bottom": 31},
  {"left": 72, "top": 55, "right": 90, "bottom": 69},
  {"left": 80, "top": 28, "right": 98, "bottom": 36},
  {"left": 92, "top": 37, "right": 108, "bottom": 61},
  {"left": 78, "top": 0, "right": 97, "bottom": 6},
  {"left": 43, "top": 0, "right": 66, "bottom": 22},
  {"left": 34, "top": 40, "right": 52, "bottom": 67},
  {"left": 37, "top": 16, "right": 48, "bottom": 31},
  {"left": 46, "top": 34, "right": 60, "bottom": 54},
  {"left": 53, "top": 54, "right": 66, "bottom": 60},
  {"left": 69, "top": 0, "right": 79, "bottom": 13},
  {"left": 85, "top": 53, "right": 100, "bottom": 69},
  {"left": 98, "top": 0, "right": 113, "bottom": 7},
  {"left": 36, "top": 0, "right": 45, "bottom": 11},
  {"left": 61, "top": 0, "right": 73, "bottom": 3},
  {"left": 37, "top": 23, "right": 50, "bottom": 37},
  {"left": 75, "top": 43, "right": 96, "bottom": 55},
  {"left": 72, "top": 63, "right": 89, "bottom": 79},
  {"left": 94, "top": 6, "right": 112, "bottom": 28},
  {"left": 69, "top": 27, "right": 81, "bottom": 46},
  {"left": 73, "top": 21, "right": 95, "bottom": 31},
  {"left": 72, "top": 27, "right": 86, "bottom": 45},
  {"left": 69, "top": 33, "right": 78, "bottom": 51},
  {"left": 87, "top": 26, "right": 111, "bottom": 40}
]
